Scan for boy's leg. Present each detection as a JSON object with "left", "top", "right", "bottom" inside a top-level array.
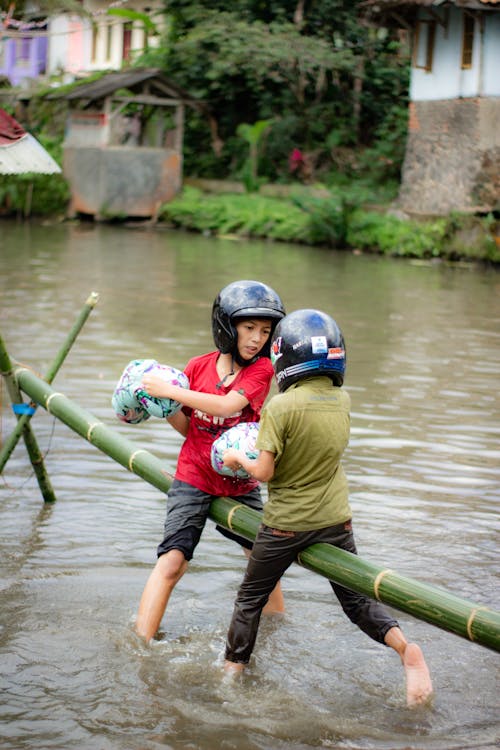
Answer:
[
  {"left": 331, "top": 582, "right": 432, "bottom": 705},
  {"left": 217, "top": 487, "right": 285, "bottom": 614},
  {"left": 136, "top": 549, "right": 188, "bottom": 642},
  {"left": 384, "top": 627, "right": 433, "bottom": 707},
  {"left": 318, "top": 523, "right": 433, "bottom": 707},
  {"left": 135, "top": 480, "right": 210, "bottom": 642},
  {"left": 243, "top": 547, "right": 285, "bottom": 614},
  {"left": 225, "top": 526, "right": 298, "bottom": 671}
]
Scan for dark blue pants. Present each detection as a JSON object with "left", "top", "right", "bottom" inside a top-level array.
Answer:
[{"left": 225, "top": 521, "right": 399, "bottom": 664}]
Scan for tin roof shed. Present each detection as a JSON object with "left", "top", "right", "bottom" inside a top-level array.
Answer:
[{"left": 46, "top": 68, "right": 207, "bottom": 220}]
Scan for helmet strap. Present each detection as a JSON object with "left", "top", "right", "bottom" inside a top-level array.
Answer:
[
  {"left": 234, "top": 349, "right": 259, "bottom": 367},
  {"left": 215, "top": 357, "right": 235, "bottom": 389}
]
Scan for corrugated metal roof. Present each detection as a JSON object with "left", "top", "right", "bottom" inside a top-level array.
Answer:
[
  {"left": 0, "top": 133, "right": 62, "bottom": 174},
  {"left": 46, "top": 68, "right": 193, "bottom": 103},
  {"left": 0, "top": 109, "right": 61, "bottom": 174}
]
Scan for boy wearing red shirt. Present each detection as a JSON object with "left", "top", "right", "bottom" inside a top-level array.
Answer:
[{"left": 135, "top": 280, "right": 286, "bottom": 642}]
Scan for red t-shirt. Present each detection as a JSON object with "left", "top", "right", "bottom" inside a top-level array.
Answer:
[{"left": 175, "top": 351, "right": 273, "bottom": 496}]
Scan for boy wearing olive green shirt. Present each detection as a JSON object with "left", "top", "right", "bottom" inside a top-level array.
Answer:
[{"left": 222, "top": 309, "right": 433, "bottom": 708}]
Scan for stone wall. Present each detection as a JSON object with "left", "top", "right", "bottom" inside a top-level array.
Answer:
[{"left": 398, "top": 98, "right": 500, "bottom": 215}]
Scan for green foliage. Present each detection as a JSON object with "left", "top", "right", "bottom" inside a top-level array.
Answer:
[
  {"left": 442, "top": 212, "right": 500, "bottom": 263},
  {"left": 236, "top": 119, "right": 273, "bottom": 192},
  {"left": 160, "top": 186, "right": 330, "bottom": 244},
  {"left": 0, "top": 135, "right": 69, "bottom": 217},
  {"left": 290, "top": 193, "right": 350, "bottom": 247},
  {"left": 357, "top": 103, "right": 409, "bottom": 182},
  {"left": 0, "top": 173, "right": 70, "bottom": 217},
  {"left": 157, "top": 2, "right": 410, "bottom": 183},
  {"left": 161, "top": 188, "right": 497, "bottom": 262},
  {"left": 107, "top": 8, "right": 160, "bottom": 35},
  {"left": 346, "top": 209, "right": 448, "bottom": 258},
  {"left": 1, "top": 0, "right": 90, "bottom": 18},
  {"left": 159, "top": 9, "right": 358, "bottom": 179}
]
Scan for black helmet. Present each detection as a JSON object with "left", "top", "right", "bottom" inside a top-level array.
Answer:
[
  {"left": 271, "top": 309, "right": 346, "bottom": 392},
  {"left": 212, "top": 280, "right": 285, "bottom": 360}
]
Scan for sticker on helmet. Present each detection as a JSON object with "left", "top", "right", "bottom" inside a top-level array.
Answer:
[
  {"left": 271, "top": 337, "right": 282, "bottom": 365},
  {"left": 311, "top": 336, "right": 328, "bottom": 354},
  {"left": 327, "top": 347, "right": 345, "bottom": 359}
]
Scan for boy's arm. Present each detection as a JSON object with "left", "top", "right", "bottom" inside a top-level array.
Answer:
[
  {"left": 167, "top": 410, "right": 190, "bottom": 437},
  {"left": 141, "top": 374, "right": 249, "bottom": 418},
  {"left": 222, "top": 448, "right": 275, "bottom": 483}
]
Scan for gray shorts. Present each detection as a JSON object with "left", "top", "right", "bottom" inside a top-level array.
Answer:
[{"left": 157, "top": 479, "right": 263, "bottom": 561}]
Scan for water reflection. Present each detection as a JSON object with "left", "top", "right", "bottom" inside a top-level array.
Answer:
[{"left": 0, "top": 220, "right": 499, "bottom": 750}]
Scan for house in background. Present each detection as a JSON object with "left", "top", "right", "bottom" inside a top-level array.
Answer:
[
  {"left": 365, "top": 0, "right": 500, "bottom": 215},
  {"left": 48, "top": 0, "right": 165, "bottom": 80},
  {"left": 0, "top": 23, "right": 48, "bottom": 86},
  {"left": 0, "top": 1, "right": 164, "bottom": 87}
]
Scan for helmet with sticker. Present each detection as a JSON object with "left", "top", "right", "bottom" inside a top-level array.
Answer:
[
  {"left": 212, "top": 279, "right": 285, "bottom": 359},
  {"left": 271, "top": 308, "right": 346, "bottom": 392}
]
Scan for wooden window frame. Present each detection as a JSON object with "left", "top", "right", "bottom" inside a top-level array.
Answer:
[
  {"left": 106, "top": 23, "right": 113, "bottom": 62},
  {"left": 122, "top": 23, "right": 132, "bottom": 62},
  {"left": 461, "top": 12, "right": 475, "bottom": 69},
  {"left": 91, "top": 26, "right": 99, "bottom": 63},
  {"left": 413, "top": 19, "right": 436, "bottom": 72}
]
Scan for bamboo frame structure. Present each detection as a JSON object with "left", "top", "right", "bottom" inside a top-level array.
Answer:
[
  {"left": 0, "top": 292, "right": 99, "bottom": 474},
  {"left": 7, "top": 365, "right": 500, "bottom": 654},
  {"left": 0, "top": 336, "right": 57, "bottom": 503}
]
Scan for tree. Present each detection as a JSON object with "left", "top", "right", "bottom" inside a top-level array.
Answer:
[{"left": 134, "top": 1, "right": 410, "bottom": 182}]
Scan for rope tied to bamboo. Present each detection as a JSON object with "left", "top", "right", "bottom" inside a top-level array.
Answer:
[
  {"left": 86, "top": 422, "right": 102, "bottom": 442},
  {"left": 46, "top": 392, "right": 65, "bottom": 412},
  {"left": 373, "top": 568, "right": 393, "bottom": 601},
  {"left": 128, "top": 449, "right": 149, "bottom": 472},
  {"left": 467, "top": 606, "right": 490, "bottom": 641},
  {"left": 227, "top": 504, "right": 244, "bottom": 531}
]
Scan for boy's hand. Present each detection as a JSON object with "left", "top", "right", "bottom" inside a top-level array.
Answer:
[
  {"left": 222, "top": 448, "right": 244, "bottom": 471},
  {"left": 141, "top": 374, "right": 175, "bottom": 399}
]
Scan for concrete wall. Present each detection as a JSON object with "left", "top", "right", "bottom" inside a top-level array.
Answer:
[
  {"left": 398, "top": 97, "right": 500, "bottom": 214},
  {"left": 63, "top": 146, "right": 182, "bottom": 219}
]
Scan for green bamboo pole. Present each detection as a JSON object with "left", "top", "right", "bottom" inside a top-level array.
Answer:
[
  {"left": 0, "top": 338, "right": 57, "bottom": 503},
  {"left": 12, "top": 366, "right": 500, "bottom": 653},
  {"left": 208, "top": 500, "right": 500, "bottom": 654},
  {"left": 0, "top": 292, "right": 99, "bottom": 474},
  {"left": 14, "top": 366, "right": 173, "bottom": 493}
]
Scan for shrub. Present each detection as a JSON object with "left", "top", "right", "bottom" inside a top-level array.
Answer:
[{"left": 347, "top": 209, "right": 448, "bottom": 258}]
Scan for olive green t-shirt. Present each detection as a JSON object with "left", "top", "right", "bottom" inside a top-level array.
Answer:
[{"left": 257, "top": 376, "right": 351, "bottom": 531}]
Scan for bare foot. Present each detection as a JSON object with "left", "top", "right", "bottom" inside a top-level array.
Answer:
[
  {"left": 224, "top": 660, "right": 245, "bottom": 676},
  {"left": 403, "top": 643, "right": 433, "bottom": 707}
]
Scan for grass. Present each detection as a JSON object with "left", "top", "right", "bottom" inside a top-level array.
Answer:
[{"left": 160, "top": 186, "right": 500, "bottom": 263}]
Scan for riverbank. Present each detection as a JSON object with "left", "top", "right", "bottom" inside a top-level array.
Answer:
[
  {"left": 158, "top": 180, "right": 500, "bottom": 265},
  {"left": 1, "top": 174, "right": 498, "bottom": 264}
]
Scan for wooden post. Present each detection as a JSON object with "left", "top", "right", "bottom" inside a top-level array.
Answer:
[
  {"left": 0, "top": 336, "right": 57, "bottom": 503},
  {"left": 0, "top": 292, "right": 99, "bottom": 474},
  {"left": 11, "top": 366, "right": 500, "bottom": 654}
]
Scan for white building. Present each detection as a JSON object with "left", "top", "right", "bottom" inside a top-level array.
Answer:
[
  {"left": 366, "top": 0, "right": 500, "bottom": 214},
  {"left": 48, "top": 1, "right": 165, "bottom": 80}
]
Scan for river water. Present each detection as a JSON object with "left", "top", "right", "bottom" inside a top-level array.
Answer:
[{"left": 0, "top": 219, "right": 498, "bottom": 750}]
